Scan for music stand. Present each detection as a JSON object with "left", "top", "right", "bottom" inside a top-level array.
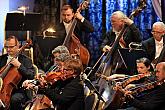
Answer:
[
  {"left": 5, "top": 12, "right": 43, "bottom": 40},
  {"left": 118, "top": 48, "right": 148, "bottom": 74}
]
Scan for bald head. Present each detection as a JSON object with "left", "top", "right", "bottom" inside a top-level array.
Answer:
[{"left": 156, "top": 62, "right": 165, "bottom": 81}]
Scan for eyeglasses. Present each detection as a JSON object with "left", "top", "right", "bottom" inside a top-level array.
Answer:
[{"left": 4, "top": 45, "right": 16, "bottom": 49}]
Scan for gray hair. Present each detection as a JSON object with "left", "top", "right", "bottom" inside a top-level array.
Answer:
[
  {"left": 52, "top": 45, "right": 69, "bottom": 54},
  {"left": 153, "top": 22, "right": 165, "bottom": 31},
  {"left": 55, "top": 53, "right": 71, "bottom": 62},
  {"left": 111, "top": 11, "right": 126, "bottom": 20}
]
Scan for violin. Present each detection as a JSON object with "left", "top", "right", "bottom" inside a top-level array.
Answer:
[
  {"left": 33, "top": 71, "right": 77, "bottom": 88},
  {"left": 45, "top": 71, "right": 76, "bottom": 85}
]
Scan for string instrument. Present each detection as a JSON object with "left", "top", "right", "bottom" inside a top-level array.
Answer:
[
  {"left": 24, "top": 71, "right": 77, "bottom": 110},
  {"left": 0, "top": 39, "right": 32, "bottom": 109},
  {"left": 103, "top": 0, "right": 146, "bottom": 64},
  {"left": 109, "top": 80, "right": 165, "bottom": 109},
  {"left": 63, "top": 0, "right": 90, "bottom": 65},
  {"left": 24, "top": 94, "right": 53, "bottom": 110},
  {"left": 116, "top": 73, "right": 151, "bottom": 88}
]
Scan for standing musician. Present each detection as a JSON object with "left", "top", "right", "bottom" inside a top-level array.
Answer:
[
  {"left": 142, "top": 22, "right": 165, "bottom": 65},
  {"left": 101, "top": 11, "right": 142, "bottom": 75},
  {"left": 56, "top": 4, "right": 94, "bottom": 46},
  {"left": 0, "top": 35, "right": 35, "bottom": 110},
  {"left": 124, "top": 62, "right": 165, "bottom": 110},
  {"left": 23, "top": 58, "right": 85, "bottom": 110}
]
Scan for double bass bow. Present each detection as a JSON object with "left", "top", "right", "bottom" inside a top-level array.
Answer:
[
  {"left": 63, "top": 0, "right": 90, "bottom": 66},
  {"left": 0, "top": 39, "right": 32, "bottom": 109}
]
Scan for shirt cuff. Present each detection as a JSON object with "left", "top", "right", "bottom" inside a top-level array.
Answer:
[{"left": 81, "top": 17, "right": 85, "bottom": 23}]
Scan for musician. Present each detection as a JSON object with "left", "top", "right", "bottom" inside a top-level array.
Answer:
[
  {"left": 23, "top": 58, "right": 85, "bottom": 110},
  {"left": 142, "top": 22, "right": 165, "bottom": 63},
  {"left": 0, "top": 35, "right": 35, "bottom": 110},
  {"left": 106, "top": 57, "right": 154, "bottom": 82},
  {"left": 124, "top": 62, "right": 165, "bottom": 110},
  {"left": 45, "top": 45, "right": 70, "bottom": 72},
  {"left": 55, "top": 4, "right": 94, "bottom": 46},
  {"left": 101, "top": 11, "right": 142, "bottom": 75}
]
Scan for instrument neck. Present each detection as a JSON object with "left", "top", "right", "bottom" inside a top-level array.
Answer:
[{"left": 63, "top": 18, "right": 77, "bottom": 47}]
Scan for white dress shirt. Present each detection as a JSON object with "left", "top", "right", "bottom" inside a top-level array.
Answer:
[{"left": 155, "top": 38, "right": 164, "bottom": 59}]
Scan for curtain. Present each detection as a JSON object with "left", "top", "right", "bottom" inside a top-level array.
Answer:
[{"left": 68, "top": 0, "right": 159, "bottom": 66}]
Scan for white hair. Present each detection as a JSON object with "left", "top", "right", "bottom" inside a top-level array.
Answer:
[
  {"left": 111, "top": 11, "right": 126, "bottom": 20},
  {"left": 153, "top": 22, "right": 165, "bottom": 31}
]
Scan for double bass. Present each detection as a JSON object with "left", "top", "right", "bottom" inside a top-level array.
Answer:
[
  {"left": 93, "top": 0, "right": 147, "bottom": 109},
  {"left": 63, "top": 0, "right": 90, "bottom": 66},
  {"left": 0, "top": 39, "right": 32, "bottom": 109}
]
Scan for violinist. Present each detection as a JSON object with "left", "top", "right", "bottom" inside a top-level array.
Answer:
[
  {"left": 0, "top": 35, "right": 35, "bottom": 110},
  {"left": 124, "top": 57, "right": 155, "bottom": 90},
  {"left": 45, "top": 45, "right": 70, "bottom": 73},
  {"left": 23, "top": 58, "right": 85, "bottom": 110},
  {"left": 101, "top": 11, "right": 142, "bottom": 75},
  {"left": 104, "top": 57, "right": 155, "bottom": 110},
  {"left": 124, "top": 62, "right": 165, "bottom": 110}
]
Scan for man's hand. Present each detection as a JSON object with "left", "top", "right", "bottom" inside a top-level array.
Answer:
[
  {"left": 10, "top": 58, "right": 21, "bottom": 68},
  {"left": 75, "top": 11, "right": 84, "bottom": 21},
  {"left": 123, "top": 17, "right": 134, "bottom": 26},
  {"left": 102, "top": 45, "right": 111, "bottom": 52}
]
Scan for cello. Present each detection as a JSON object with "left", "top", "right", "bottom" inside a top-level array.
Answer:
[
  {"left": 0, "top": 39, "right": 32, "bottom": 109},
  {"left": 63, "top": 0, "right": 90, "bottom": 66}
]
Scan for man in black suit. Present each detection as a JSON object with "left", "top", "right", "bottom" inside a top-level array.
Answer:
[
  {"left": 124, "top": 62, "right": 165, "bottom": 110},
  {"left": 142, "top": 22, "right": 165, "bottom": 64},
  {"left": 0, "top": 35, "right": 35, "bottom": 110},
  {"left": 23, "top": 58, "right": 85, "bottom": 110},
  {"left": 101, "top": 11, "right": 142, "bottom": 75},
  {"left": 55, "top": 4, "right": 94, "bottom": 46}
]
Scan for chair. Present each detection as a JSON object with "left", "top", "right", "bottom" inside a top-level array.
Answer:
[{"left": 85, "top": 91, "right": 98, "bottom": 110}]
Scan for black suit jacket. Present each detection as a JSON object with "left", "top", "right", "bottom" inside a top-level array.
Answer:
[
  {"left": 39, "top": 76, "right": 84, "bottom": 110},
  {"left": 0, "top": 54, "right": 35, "bottom": 92},
  {"left": 142, "top": 36, "right": 165, "bottom": 62},
  {"left": 101, "top": 23, "right": 142, "bottom": 49},
  {"left": 130, "top": 83, "right": 165, "bottom": 110},
  {"left": 100, "top": 24, "right": 142, "bottom": 75},
  {"left": 55, "top": 18, "right": 94, "bottom": 46}
]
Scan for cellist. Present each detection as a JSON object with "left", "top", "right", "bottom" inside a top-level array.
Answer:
[{"left": 0, "top": 35, "right": 35, "bottom": 110}]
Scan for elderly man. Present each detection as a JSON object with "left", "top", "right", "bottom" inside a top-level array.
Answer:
[
  {"left": 142, "top": 22, "right": 165, "bottom": 66},
  {"left": 101, "top": 11, "right": 142, "bottom": 75}
]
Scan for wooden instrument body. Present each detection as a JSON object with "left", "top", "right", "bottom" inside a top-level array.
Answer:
[
  {"left": 24, "top": 95, "right": 52, "bottom": 110},
  {"left": 0, "top": 67, "right": 22, "bottom": 109}
]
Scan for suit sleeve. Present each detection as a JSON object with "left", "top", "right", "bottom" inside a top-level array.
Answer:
[{"left": 18, "top": 56, "right": 35, "bottom": 79}]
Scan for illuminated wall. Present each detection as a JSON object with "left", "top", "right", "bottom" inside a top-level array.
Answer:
[
  {"left": 0, "top": 0, "right": 34, "bottom": 54},
  {"left": 0, "top": 0, "right": 9, "bottom": 54}
]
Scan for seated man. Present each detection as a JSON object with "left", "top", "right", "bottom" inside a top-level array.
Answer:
[
  {"left": 0, "top": 35, "right": 35, "bottom": 110},
  {"left": 124, "top": 62, "right": 165, "bottom": 110},
  {"left": 23, "top": 58, "right": 85, "bottom": 110}
]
